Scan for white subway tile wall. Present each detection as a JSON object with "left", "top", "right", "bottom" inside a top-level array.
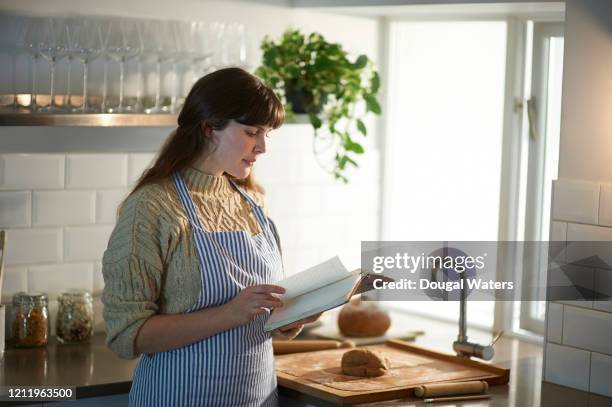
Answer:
[
  {"left": 546, "top": 302, "right": 563, "bottom": 343},
  {"left": 4, "top": 228, "right": 62, "bottom": 265},
  {"left": 64, "top": 226, "right": 114, "bottom": 262},
  {"left": 27, "top": 263, "right": 95, "bottom": 297},
  {"left": 0, "top": 153, "right": 131, "bottom": 337},
  {"left": 2, "top": 266, "right": 27, "bottom": 297},
  {"left": 0, "top": 191, "right": 31, "bottom": 227},
  {"left": 127, "top": 153, "right": 156, "bottom": 185},
  {"left": 550, "top": 221, "right": 567, "bottom": 242},
  {"left": 552, "top": 179, "right": 600, "bottom": 224},
  {"left": 545, "top": 342, "right": 591, "bottom": 391},
  {"left": 0, "top": 134, "right": 381, "bottom": 336},
  {"left": 599, "top": 184, "right": 612, "bottom": 227},
  {"left": 96, "top": 190, "right": 128, "bottom": 224},
  {"left": 548, "top": 263, "right": 594, "bottom": 309},
  {"left": 545, "top": 178, "right": 612, "bottom": 397},
  {"left": 593, "top": 268, "right": 612, "bottom": 313},
  {"left": 0, "top": 154, "right": 65, "bottom": 190},
  {"left": 562, "top": 306, "right": 612, "bottom": 355},
  {"left": 32, "top": 190, "right": 96, "bottom": 226},
  {"left": 66, "top": 154, "right": 128, "bottom": 189},
  {"left": 590, "top": 352, "right": 612, "bottom": 397}
]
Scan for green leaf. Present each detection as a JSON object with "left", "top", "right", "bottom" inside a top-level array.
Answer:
[
  {"left": 334, "top": 171, "right": 349, "bottom": 183},
  {"left": 344, "top": 137, "right": 365, "bottom": 154},
  {"left": 350, "top": 142, "right": 365, "bottom": 154},
  {"left": 345, "top": 155, "right": 359, "bottom": 168},
  {"left": 354, "top": 55, "right": 368, "bottom": 69},
  {"left": 370, "top": 71, "right": 380, "bottom": 93},
  {"left": 308, "top": 113, "right": 322, "bottom": 129},
  {"left": 356, "top": 119, "right": 367, "bottom": 136},
  {"left": 338, "top": 155, "right": 348, "bottom": 170},
  {"left": 364, "top": 94, "right": 382, "bottom": 114}
]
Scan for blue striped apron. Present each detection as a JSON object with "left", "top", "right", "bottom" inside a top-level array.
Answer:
[{"left": 129, "top": 173, "right": 284, "bottom": 407}]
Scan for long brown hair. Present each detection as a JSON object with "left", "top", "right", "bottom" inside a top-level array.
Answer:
[{"left": 131, "top": 67, "right": 284, "bottom": 195}]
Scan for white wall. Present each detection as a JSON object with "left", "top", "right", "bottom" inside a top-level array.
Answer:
[
  {"left": 543, "top": 0, "right": 612, "bottom": 397},
  {"left": 0, "top": 0, "right": 381, "bottom": 336},
  {"left": 557, "top": 0, "right": 612, "bottom": 182}
]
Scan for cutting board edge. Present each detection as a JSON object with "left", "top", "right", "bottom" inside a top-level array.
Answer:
[{"left": 277, "top": 372, "right": 416, "bottom": 405}]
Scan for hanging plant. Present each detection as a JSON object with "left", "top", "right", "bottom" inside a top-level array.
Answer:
[{"left": 255, "top": 29, "right": 381, "bottom": 183}]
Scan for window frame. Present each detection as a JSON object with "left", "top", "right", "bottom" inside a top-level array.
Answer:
[{"left": 379, "top": 13, "right": 564, "bottom": 339}]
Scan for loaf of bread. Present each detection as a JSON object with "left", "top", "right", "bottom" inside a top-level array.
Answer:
[
  {"left": 337, "top": 299, "right": 391, "bottom": 337},
  {"left": 341, "top": 348, "right": 390, "bottom": 377}
]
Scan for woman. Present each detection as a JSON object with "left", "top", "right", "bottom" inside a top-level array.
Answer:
[{"left": 102, "top": 67, "right": 317, "bottom": 406}]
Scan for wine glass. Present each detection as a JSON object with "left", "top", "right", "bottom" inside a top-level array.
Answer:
[
  {"left": 23, "top": 17, "right": 45, "bottom": 111},
  {"left": 4, "top": 15, "right": 28, "bottom": 110},
  {"left": 141, "top": 19, "right": 177, "bottom": 113},
  {"left": 167, "top": 20, "right": 189, "bottom": 113},
  {"left": 64, "top": 18, "right": 81, "bottom": 110},
  {"left": 193, "top": 21, "right": 215, "bottom": 77},
  {"left": 38, "top": 17, "right": 69, "bottom": 112},
  {"left": 224, "top": 23, "right": 248, "bottom": 69},
  {"left": 171, "top": 20, "right": 195, "bottom": 112},
  {"left": 209, "top": 22, "right": 225, "bottom": 70},
  {"left": 103, "top": 18, "right": 142, "bottom": 112},
  {"left": 68, "top": 18, "right": 103, "bottom": 112}
]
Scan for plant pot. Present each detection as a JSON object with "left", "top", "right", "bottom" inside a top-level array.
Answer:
[{"left": 285, "top": 87, "right": 326, "bottom": 114}]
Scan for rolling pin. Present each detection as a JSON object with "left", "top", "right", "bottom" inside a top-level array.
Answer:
[
  {"left": 413, "top": 380, "right": 489, "bottom": 398},
  {"left": 273, "top": 339, "right": 355, "bottom": 355}
]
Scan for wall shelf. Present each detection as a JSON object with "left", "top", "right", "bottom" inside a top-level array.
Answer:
[
  {"left": 0, "top": 112, "right": 178, "bottom": 127},
  {"left": 0, "top": 95, "right": 178, "bottom": 127}
]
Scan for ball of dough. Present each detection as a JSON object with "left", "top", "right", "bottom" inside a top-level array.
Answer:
[
  {"left": 341, "top": 349, "right": 390, "bottom": 377},
  {"left": 338, "top": 299, "right": 391, "bottom": 337}
]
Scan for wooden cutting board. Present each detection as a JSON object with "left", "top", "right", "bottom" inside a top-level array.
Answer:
[{"left": 275, "top": 339, "right": 509, "bottom": 405}]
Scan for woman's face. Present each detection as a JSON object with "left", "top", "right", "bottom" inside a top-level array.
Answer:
[{"left": 204, "top": 120, "right": 271, "bottom": 179}]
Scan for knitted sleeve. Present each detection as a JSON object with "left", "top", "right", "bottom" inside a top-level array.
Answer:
[{"left": 101, "top": 186, "right": 165, "bottom": 359}]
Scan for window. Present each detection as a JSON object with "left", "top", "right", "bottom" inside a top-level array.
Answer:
[
  {"left": 382, "top": 20, "right": 508, "bottom": 329},
  {"left": 382, "top": 18, "right": 564, "bottom": 336}
]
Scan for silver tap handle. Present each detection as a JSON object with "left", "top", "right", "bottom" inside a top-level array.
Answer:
[{"left": 490, "top": 330, "right": 504, "bottom": 347}]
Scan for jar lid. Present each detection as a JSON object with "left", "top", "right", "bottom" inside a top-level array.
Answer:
[
  {"left": 59, "top": 290, "right": 92, "bottom": 300},
  {"left": 12, "top": 292, "right": 48, "bottom": 305}
]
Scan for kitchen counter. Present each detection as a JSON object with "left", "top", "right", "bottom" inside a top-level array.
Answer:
[
  {"left": 2, "top": 311, "right": 611, "bottom": 406},
  {"left": 0, "top": 334, "right": 137, "bottom": 406}
]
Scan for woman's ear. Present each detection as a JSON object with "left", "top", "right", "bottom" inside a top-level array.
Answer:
[{"left": 201, "top": 123, "right": 212, "bottom": 138}]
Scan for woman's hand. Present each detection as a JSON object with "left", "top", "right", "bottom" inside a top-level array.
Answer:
[
  {"left": 272, "top": 313, "right": 323, "bottom": 340},
  {"left": 224, "top": 284, "right": 285, "bottom": 326}
]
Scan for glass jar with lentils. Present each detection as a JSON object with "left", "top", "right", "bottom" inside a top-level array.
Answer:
[
  {"left": 11, "top": 292, "right": 49, "bottom": 347},
  {"left": 56, "top": 290, "right": 94, "bottom": 344}
]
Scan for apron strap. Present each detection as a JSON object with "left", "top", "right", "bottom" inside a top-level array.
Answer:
[
  {"left": 228, "top": 179, "right": 283, "bottom": 257},
  {"left": 172, "top": 173, "right": 206, "bottom": 231},
  {"left": 228, "top": 180, "right": 269, "bottom": 227}
]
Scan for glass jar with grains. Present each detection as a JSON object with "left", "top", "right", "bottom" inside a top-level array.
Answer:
[
  {"left": 11, "top": 292, "right": 49, "bottom": 347},
  {"left": 56, "top": 290, "right": 94, "bottom": 344}
]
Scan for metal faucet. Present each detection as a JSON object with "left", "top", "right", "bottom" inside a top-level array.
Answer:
[{"left": 452, "top": 271, "right": 502, "bottom": 360}]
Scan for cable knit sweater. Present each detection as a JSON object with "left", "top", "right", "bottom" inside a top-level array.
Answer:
[{"left": 101, "top": 167, "right": 269, "bottom": 359}]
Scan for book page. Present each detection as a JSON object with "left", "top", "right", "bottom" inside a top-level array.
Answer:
[
  {"left": 277, "top": 257, "right": 350, "bottom": 300},
  {"left": 265, "top": 272, "right": 359, "bottom": 331}
]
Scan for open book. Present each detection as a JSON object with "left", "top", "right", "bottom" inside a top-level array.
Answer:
[{"left": 264, "top": 257, "right": 384, "bottom": 332}]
